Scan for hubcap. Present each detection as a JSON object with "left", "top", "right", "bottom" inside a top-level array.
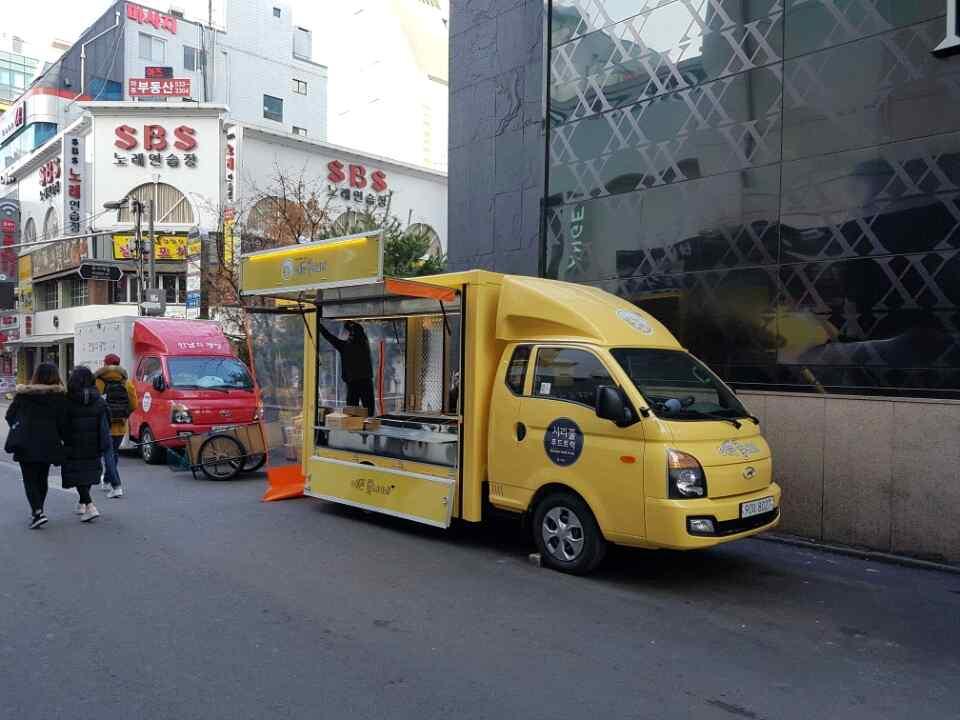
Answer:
[
  {"left": 541, "top": 506, "right": 585, "bottom": 562},
  {"left": 142, "top": 430, "right": 153, "bottom": 460}
]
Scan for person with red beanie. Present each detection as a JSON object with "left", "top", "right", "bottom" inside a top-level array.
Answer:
[{"left": 94, "top": 353, "right": 138, "bottom": 498}]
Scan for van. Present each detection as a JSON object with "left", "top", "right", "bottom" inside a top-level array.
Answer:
[{"left": 75, "top": 317, "right": 260, "bottom": 463}]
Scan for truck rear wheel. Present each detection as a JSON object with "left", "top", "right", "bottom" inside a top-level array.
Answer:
[
  {"left": 140, "top": 426, "right": 166, "bottom": 465},
  {"left": 532, "top": 491, "right": 606, "bottom": 575}
]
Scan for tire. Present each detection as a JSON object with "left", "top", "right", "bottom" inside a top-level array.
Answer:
[
  {"left": 140, "top": 426, "right": 166, "bottom": 465},
  {"left": 198, "top": 434, "right": 244, "bottom": 481},
  {"left": 532, "top": 491, "right": 607, "bottom": 575},
  {"left": 239, "top": 453, "right": 267, "bottom": 473}
]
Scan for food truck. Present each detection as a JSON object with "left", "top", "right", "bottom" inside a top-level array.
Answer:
[{"left": 241, "top": 232, "right": 781, "bottom": 574}]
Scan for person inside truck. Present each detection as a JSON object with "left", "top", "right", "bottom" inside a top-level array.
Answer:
[{"left": 318, "top": 320, "right": 376, "bottom": 416}]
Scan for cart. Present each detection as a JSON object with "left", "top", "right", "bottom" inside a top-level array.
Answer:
[{"left": 184, "top": 423, "right": 268, "bottom": 481}]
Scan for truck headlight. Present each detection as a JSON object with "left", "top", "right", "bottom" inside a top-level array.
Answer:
[
  {"left": 668, "top": 449, "right": 707, "bottom": 498},
  {"left": 171, "top": 403, "right": 193, "bottom": 424}
]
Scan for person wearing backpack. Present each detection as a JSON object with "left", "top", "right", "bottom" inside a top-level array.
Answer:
[{"left": 94, "top": 353, "right": 138, "bottom": 498}]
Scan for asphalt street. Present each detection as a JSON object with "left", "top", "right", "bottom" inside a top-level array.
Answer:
[{"left": 1, "top": 431, "right": 958, "bottom": 719}]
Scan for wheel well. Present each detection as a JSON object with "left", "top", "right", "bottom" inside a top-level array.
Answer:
[{"left": 528, "top": 483, "right": 589, "bottom": 515}]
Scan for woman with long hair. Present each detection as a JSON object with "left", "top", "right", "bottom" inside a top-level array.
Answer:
[
  {"left": 63, "top": 366, "right": 111, "bottom": 523},
  {"left": 4, "top": 362, "right": 68, "bottom": 528},
  {"left": 318, "top": 320, "right": 376, "bottom": 415}
]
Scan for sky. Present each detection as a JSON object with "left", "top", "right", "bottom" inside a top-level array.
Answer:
[{"left": 4, "top": 0, "right": 335, "bottom": 65}]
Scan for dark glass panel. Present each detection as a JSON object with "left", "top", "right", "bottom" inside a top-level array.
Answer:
[{"left": 550, "top": 0, "right": 673, "bottom": 46}]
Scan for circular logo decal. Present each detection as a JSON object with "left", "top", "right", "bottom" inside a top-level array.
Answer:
[
  {"left": 142, "top": 392, "right": 152, "bottom": 412},
  {"left": 617, "top": 308, "right": 653, "bottom": 335},
  {"left": 544, "top": 418, "right": 584, "bottom": 467},
  {"left": 281, "top": 259, "right": 295, "bottom": 281}
]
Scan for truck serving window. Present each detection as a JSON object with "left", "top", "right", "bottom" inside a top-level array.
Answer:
[
  {"left": 505, "top": 345, "right": 531, "bottom": 395},
  {"left": 610, "top": 348, "right": 748, "bottom": 421},
  {"left": 167, "top": 357, "right": 254, "bottom": 390},
  {"left": 533, "top": 348, "right": 612, "bottom": 408}
]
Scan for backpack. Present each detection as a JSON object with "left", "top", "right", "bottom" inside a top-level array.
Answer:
[{"left": 104, "top": 379, "right": 132, "bottom": 421}]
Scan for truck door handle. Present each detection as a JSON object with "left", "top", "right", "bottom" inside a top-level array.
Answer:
[{"left": 516, "top": 422, "right": 526, "bottom": 441}]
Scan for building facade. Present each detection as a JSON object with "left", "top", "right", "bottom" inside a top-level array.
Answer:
[{"left": 449, "top": 0, "right": 960, "bottom": 562}]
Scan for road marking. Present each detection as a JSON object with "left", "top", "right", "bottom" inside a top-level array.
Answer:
[{"left": 0, "top": 459, "right": 69, "bottom": 492}]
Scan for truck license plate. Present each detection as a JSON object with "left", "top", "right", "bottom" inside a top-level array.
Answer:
[{"left": 740, "top": 496, "right": 774, "bottom": 518}]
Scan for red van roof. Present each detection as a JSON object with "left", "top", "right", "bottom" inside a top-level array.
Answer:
[{"left": 132, "top": 319, "right": 234, "bottom": 357}]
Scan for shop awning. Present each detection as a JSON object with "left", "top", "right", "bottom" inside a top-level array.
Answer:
[{"left": 4, "top": 333, "right": 73, "bottom": 348}]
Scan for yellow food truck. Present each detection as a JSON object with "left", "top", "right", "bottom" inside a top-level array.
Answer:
[{"left": 241, "top": 232, "right": 781, "bottom": 574}]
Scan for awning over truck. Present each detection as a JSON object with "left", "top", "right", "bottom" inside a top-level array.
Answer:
[{"left": 132, "top": 319, "right": 233, "bottom": 356}]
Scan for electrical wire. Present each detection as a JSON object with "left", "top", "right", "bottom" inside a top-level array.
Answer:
[{"left": 8, "top": 207, "right": 119, "bottom": 251}]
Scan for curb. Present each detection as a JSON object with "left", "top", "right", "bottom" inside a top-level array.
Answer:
[{"left": 757, "top": 532, "right": 960, "bottom": 575}]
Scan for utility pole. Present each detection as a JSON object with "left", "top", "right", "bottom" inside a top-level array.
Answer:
[
  {"left": 133, "top": 199, "right": 145, "bottom": 316},
  {"left": 148, "top": 198, "right": 156, "bottom": 292}
]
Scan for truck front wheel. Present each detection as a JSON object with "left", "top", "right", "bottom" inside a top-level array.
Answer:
[
  {"left": 140, "top": 426, "right": 166, "bottom": 465},
  {"left": 532, "top": 491, "right": 607, "bottom": 575}
]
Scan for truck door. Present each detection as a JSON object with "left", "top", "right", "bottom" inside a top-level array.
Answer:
[
  {"left": 486, "top": 344, "right": 533, "bottom": 510},
  {"left": 514, "top": 346, "right": 646, "bottom": 541}
]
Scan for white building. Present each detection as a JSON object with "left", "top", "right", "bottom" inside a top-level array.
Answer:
[
  {"left": 2, "top": 102, "right": 446, "bottom": 382},
  {"left": 317, "top": 0, "right": 449, "bottom": 172}
]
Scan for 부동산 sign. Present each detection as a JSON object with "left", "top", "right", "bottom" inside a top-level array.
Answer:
[{"left": 240, "top": 232, "right": 383, "bottom": 296}]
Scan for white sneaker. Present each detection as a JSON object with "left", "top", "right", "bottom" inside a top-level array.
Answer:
[
  {"left": 75, "top": 502, "right": 86, "bottom": 515},
  {"left": 100, "top": 480, "right": 109, "bottom": 492},
  {"left": 108, "top": 487, "right": 124, "bottom": 499},
  {"left": 81, "top": 504, "right": 100, "bottom": 522}
]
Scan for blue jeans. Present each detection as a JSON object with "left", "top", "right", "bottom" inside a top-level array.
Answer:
[{"left": 104, "top": 435, "right": 123, "bottom": 488}]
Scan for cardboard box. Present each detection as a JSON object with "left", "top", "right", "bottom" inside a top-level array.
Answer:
[
  {"left": 326, "top": 413, "right": 365, "bottom": 431},
  {"left": 343, "top": 405, "right": 369, "bottom": 417},
  {"left": 363, "top": 418, "right": 382, "bottom": 431}
]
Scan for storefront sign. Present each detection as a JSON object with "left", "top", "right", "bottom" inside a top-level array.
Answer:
[
  {"left": 126, "top": 3, "right": 177, "bottom": 33},
  {"left": 326, "top": 161, "right": 390, "bottom": 209},
  {"left": 225, "top": 135, "right": 237, "bottom": 202},
  {"left": 240, "top": 232, "right": 383, "bottom": 295},
  {"left": 39, "top": 158, "right": 62, "bottom": 200},
  {"left": 0, "top": 102, "right": 25, "bottom": 142},
  {"left": 113, "top": 233, "right": 187, "bottom": 260},
  {"left": 185, "top": 226, "right": 205, "bottom": 319},
  {"left": 31, "top": 237, "right": 91, "bottom": 278},
  {"left": 145, "top": 66, "right": 174, "bottom": 79},
  {"left": 935, "top": 1, "right": 960, "bottom": 56},
  {"left": 64, "top": 133, "right": 85, "bottom": 235},
  {"left": 114, "top": 124, "right": 198, "bottom": 169},
  {"left": 0, "top": 199, "right": 19, "bottom": 283},
  {"left": 128, "top": 78, "right": 192, "bottom": 97}
]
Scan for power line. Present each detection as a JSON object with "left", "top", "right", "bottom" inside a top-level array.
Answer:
[{"left": 8, "top": 207, "right": 118, "bottom": 251}]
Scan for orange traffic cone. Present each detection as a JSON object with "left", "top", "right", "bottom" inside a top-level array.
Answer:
[{"left": 262, "top": 465, "right": 305, "bottom": 502}]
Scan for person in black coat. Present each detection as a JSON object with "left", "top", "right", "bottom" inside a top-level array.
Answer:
[
  {"left": 318, "top": 320, "right": 376, "bottom": 415},
  {"left": 62, "top": 366, "right": 111, "bottom": 523},
  {"left": 4, "top": 362, "right": 69, "bottom": 529}
]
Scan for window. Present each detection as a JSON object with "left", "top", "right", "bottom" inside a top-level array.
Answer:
[
  {"left": 292, "top": 126, "right": 307, "bottom": 137},
  {"left": 35, "top": 280, "right": 60, "bottom": 311},
  {"left": 533, "top": 347, "right": 613, "bottom": 408},
  {"left": 184, "top": 45, "right": 198, "bottom": 71},
  {"left": 273, "top": 6, "right": 281, "bottom": 17},
  {"left": 138, "top": 33, "right": 165, "bottom": 62},
  {"left": 68, "top": 276, "right": 88, "bottom": 307},
  {"left": 292, "top": 78, "right": 307, "bottom": 95},
  {"left": 23, "top": 218, "right": 36, "bottom": 244},
  {"left": 263, "top": 94, "right": 283, "bottom": 123},
  {"left": 118, "top": 183, "right": 194, "bottom": 224},
  {"left": 112, "top": 275, "right": 141, "bottom": 303},
  {"left": 168, "top": 357, "right": 253, "bottom": 390},
  {"left": 138, "top": 357, "right": 163, "bottom": 384},
  {"left": 505, "top": 345, "right": 531, "bottom": 395},
  {"left": 42, "top": 208, "right": 59, "bottom": 241},
  {"left": 160, "top": 274, "right": 186, "bottom": 303}
]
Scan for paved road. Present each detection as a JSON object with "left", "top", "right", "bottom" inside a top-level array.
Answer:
[{"left": 1, "top": 441, "right": 958, "bottom": 719}]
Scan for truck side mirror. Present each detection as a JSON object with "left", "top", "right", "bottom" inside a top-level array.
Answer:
[
  {"left": 152, "top": 375, "right": 166, "bottom": 392},
  {"left": 596, "top": 385, "right": 631, "bottom": 425}
]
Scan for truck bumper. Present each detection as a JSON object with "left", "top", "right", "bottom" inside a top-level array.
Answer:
[{"left": 644, "top": 482, "right": 782, "bottom": 550}]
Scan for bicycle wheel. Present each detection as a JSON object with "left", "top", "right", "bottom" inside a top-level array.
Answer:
[{"left": 197, "top": 434, "right": 244, "bottom": 481}]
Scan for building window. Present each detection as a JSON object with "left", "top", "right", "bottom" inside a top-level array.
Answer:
[
  {"left": 117, "top": 183, "right": 194, "bottom": 225},
  {"left": 138, "top": 33, "right": 165, "bottom": 62},
  {"left": 23, "top": 218, "right": 36, "bottom": 244},
  {"left": 68, "top": 276, "right": 89, "bottom": 307},
  {"left": 292, "top": 126, "right": 307, "bottom": 137},
  {"left": 273, "top": 6, "right": 281, "bottom": 17},
  {"left": 184, "top": 46, "right": 198, "bottom": 71},
  {"left": 263, "top": 94, "right": 283, "bottom": 123},
  {"left": 159, "top": 274, "right": 186, "bottom": 303},
  {"left": 43, "top": 207, "right": 59, "bottom": 241},
  {"left": 292, "top": 78, "right": 307, "bottom": 95},
  {"left": 112, "top": 275, "right": 133, "bottom": 303},
  {"left": 35, "top": 280, "right": 59, "bottom": 311}
]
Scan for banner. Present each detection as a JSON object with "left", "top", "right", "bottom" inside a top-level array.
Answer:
[{"left": 113, "top": 234, "right": 187, "bottom": 261}]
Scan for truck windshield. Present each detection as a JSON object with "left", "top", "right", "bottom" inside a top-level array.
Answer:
[
  {"left": 610, "top": 348, "right": 748, "bottom": 421},
  {"left": 167, "top": 357, "right": 254, "bottom": 391}
]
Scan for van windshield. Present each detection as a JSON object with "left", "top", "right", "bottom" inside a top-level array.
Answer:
[
  {"left": 610, "top": 348, "right": 748, "bottom": 421},
  {"left": 168, "top": 356, "right": 254, "bottom": 391}
]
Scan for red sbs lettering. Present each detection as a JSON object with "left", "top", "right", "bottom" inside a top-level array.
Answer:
[
  {"left": 348, "top": 164, "right": 367, "bottom": 189},
  {"left": 371, "top": 170, "right": 388, "bottom": 193},
  {"left": 144, "top": 125, "right": 167, "bottom": 151},
  {"left": 173, "top": 125, "right": 197, "bottom": 151},
  {"left": 114, "top": 124, "right": 137, "bottom": 150},
  {"left": 327, "top": 160, "right": 345, "bottom": 184}
]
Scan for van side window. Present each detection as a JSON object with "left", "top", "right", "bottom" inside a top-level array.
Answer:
[
  {"left": 138, "top": 357, "right": 162, "bottom": 383},
  {"left": 505, "top": 345, "right": 531, "bottom": 395},
  {"left": 533, "top": 348, "right": 612, "bottom": 408}
]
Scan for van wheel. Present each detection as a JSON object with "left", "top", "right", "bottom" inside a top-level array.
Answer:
[
  {"left": 532, "top": 491, "right": 606, "bottom": 575},
  {"left": 140, "top": 426, "right": 165, "bottom": 465}
]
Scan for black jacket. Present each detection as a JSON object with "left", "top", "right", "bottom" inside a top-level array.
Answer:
[
  {"left": 319, "top": 324, "right": 373, "bottom": 383},
  {"left": 5, "top": 384, "right": 68, "bottom": 465},
  {"left": 61, "top": 387, "right": 110, "bottom": 489}
]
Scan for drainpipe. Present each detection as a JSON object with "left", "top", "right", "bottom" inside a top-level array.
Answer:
[{"left": 74, "top": 8, "right": 121, "bottom": 102}]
